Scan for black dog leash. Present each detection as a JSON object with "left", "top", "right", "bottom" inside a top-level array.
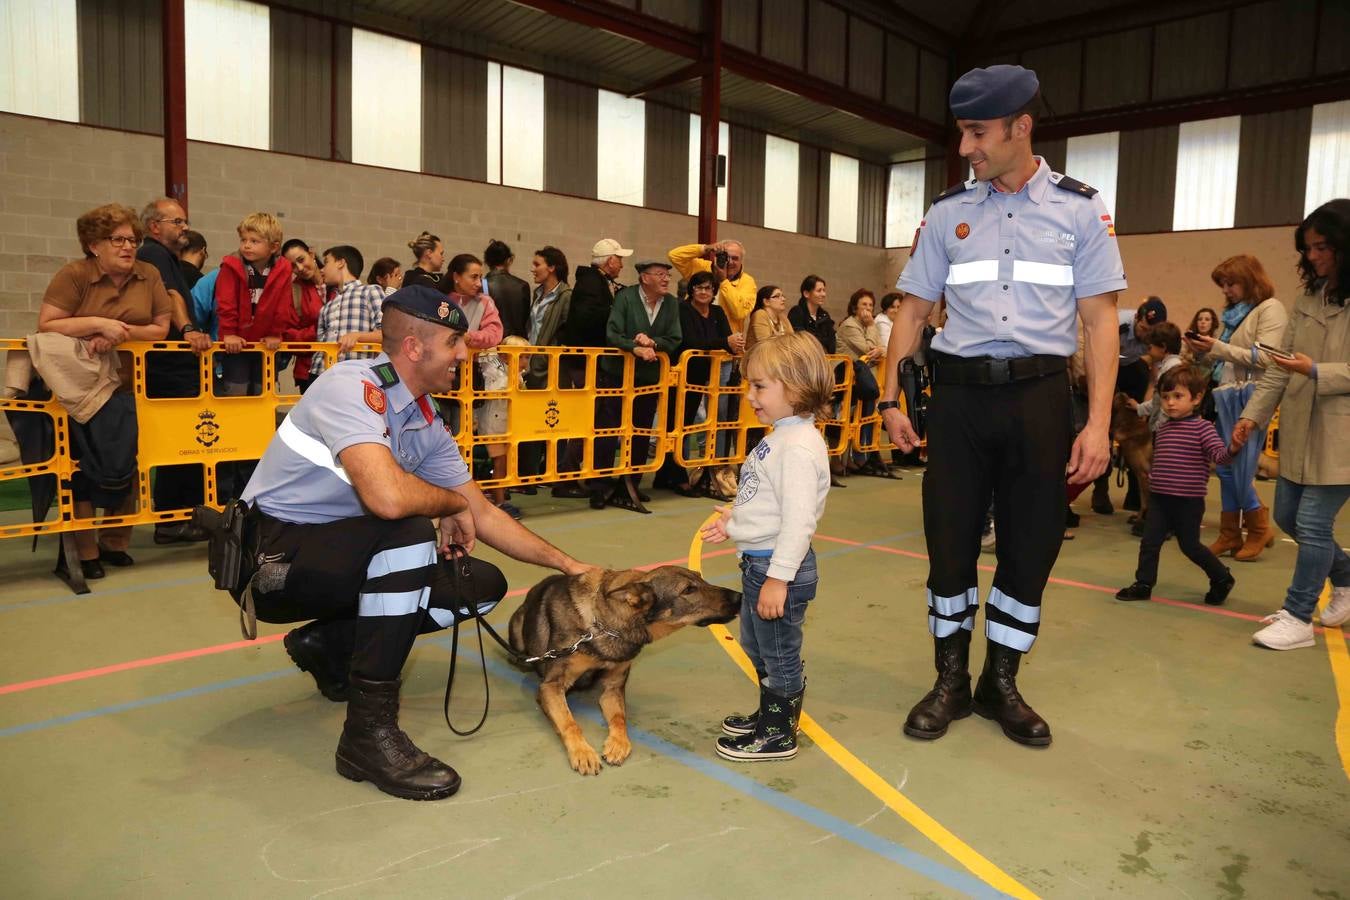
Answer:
[{"left": 442, "top": 544, "right": 523, "bottom": 736}]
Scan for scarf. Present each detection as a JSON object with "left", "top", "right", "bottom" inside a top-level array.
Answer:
[{"left": 1213, "top": 301, "right": 1255, "bottom": 381}]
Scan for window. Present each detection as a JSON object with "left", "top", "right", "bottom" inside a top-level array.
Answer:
[
  {"left": 1065, "top": 132, "right": 1119, "bottom": 218},
  {"left": 350, "top": 29, "right": 421, "bottom": 171},
  {"left": 828, "top": 153, "right": 859, "bottom": 243},
  {"left": 596, "top": 90, "right": 645, "bottom": 206},
  {"left": 1173, "top": 116, "right": 1239, "bottom": 231},
  {"left": 487, "top": 64, "right": 544, "bottom": 190},
  {"left": 885, "top": 160, "right": 925, "bottom": 247},
  {"left": 687, "top": 116, "right": 729, "bottom": 220},
  {"left": 185, "top": 0, "right": 270, "bottom": 150},
  {"left": 0, "top": 0, "right": 78, "bottom": 122},
  {"left": 1306, "top": 99, "right": 1350, "bottom": 216},
  {"left": 762, "top": 135, "right": 799, "bottom": 232}
]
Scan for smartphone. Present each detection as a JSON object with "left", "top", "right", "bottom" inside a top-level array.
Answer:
[
  {"left": 1184, "top": 330, "right": 1202, "bottom": 340},
  {"left": 1253, "top": 341, "right": 1295, "bottom": 360}
]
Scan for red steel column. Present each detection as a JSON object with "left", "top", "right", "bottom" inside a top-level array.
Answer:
[
  {"left": 697, "top": 0, "right": 722, "bottom": 244},
  {"left": 162, "top": 0, "right": 189, "bottom": 210}
]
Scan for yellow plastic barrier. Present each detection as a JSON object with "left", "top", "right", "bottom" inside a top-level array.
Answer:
[{"left": 1263, "top": 407, "right": 1280, "bottom": 460}]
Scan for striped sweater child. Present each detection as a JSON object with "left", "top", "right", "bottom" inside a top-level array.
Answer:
[{"left": 1148, "top": 415, "right": 1232, "bottom": 497}]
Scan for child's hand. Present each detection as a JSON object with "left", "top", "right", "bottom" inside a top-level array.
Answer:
[
  {"left": 756, "top": 578, "right": 787, "bottom": 620},
  {"left": 261, "top": 335, "right": 282, "bottom": 352},
  {"left": 221, "top": 334, "right": 245, "bottom": 353},
  {"left": 699, "top": 505, "right": 732, "bottom": 543}
]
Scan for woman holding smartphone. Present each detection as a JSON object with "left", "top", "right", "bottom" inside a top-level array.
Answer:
[
  {"left": 1233, "top": 199, "right": 1350, "bottom": 649},
  {"left": 1184, "top": 255, "right": 1288, "bottom": 561}
]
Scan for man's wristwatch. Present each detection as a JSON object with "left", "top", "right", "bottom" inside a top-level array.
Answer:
[
  {"left": 180, "top": 323, "right": 199, "bottom": 335},
  {"left": 877, "top": 400, "right": 901, "bottom": 412}
]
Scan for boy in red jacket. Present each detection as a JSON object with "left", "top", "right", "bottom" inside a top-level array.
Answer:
[{"left": 215, "top": 212, "right": 296, "bottom": 395}]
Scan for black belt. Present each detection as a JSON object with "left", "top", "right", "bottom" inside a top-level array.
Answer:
[{"left": 931, "top": 352, "right": 1067, "bottom": 386}]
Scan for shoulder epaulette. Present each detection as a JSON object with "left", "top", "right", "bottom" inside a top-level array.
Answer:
[
  {"left": 1051, "top": 174, "right": 1098, "bottom": 198},
  {"left": 931, "top": 179, "right": 977, "bottom": 206},
  {"left": 371, "top": 361, "right": 400, "bottom": 388}
]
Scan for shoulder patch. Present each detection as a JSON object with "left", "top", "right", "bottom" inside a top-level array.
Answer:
[
  {"left": 931, "top": 179, "right": 977, "bottom": 206},
  {"left": 371, "top": 361, "right": 400, "bottom": 388},
  {"left": 1052, "top": 174, "right": 1098, "bottom": 198},
  {"left": 363, "top": 381, "right": 386, "bottom": 414}
]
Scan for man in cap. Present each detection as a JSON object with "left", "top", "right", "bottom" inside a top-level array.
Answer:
[
  {"left": 881, "top": 64, "right": 1125, "bottom": 747},
  {"left": 553, "top": 238, "right": 633, "bottom": 497},
  {"left": 594, "top": 258, "right": 682, "bottom": 512},
  {"left": 237, "top": 284, "right": 595, "bottom": 800}
]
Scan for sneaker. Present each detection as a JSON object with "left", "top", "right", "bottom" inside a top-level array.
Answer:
[
  {"left": 1252, "top": 609, "right": 1315, "bottom": 650},
  {"left": 1204, "top": 572, "right": 1235, "bottom": 606},
  {"left": 496, "top": 500, "right": 523, "bottom": 520},
  {"left": 1115, "top": 582, "right": 1152, "bottom": 601},
  {"left": 1321, "top": 586, "right": 1350, "bottom": 627}
]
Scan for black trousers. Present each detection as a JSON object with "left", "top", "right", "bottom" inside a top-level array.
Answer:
[
  {"left": 251, "top": 514, "right": 508, "bottom": 681},
  {"left": 593, "top": 371, "right": 659, "bottom": 481},
  {"left": 923, "top": 371, "right": 1073, "bottom": 652},
  {"left": 1134, "top": 492, "right": 1229, "bottom": 586},
  {"left": 146, "top": 350, "right": 205, "bottom": 514}
]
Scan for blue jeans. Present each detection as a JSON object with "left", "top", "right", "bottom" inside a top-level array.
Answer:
[
  {"left": 1273, "top": 478, "right": 1350, "bottom": 622},
  {"left": 738, "top": 549, "right": 817, "bottom": 694}
]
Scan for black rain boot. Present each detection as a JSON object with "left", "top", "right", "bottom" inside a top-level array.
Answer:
[
  {"left": 722, "top": 672, "right": 768, "bottom": 736},
  {"left": 716, "top": 683, "right": 803, "bottom": 761},
  {"left": 284, "top": 620, "right": 352, "bottom": 702},
  {"left": 903, "top": 629, "right": 973, "bottom": 740},
  {"left": 335, "top": 676, "right": 462, "bottom": 800},
  {"left": 972, "top": 642, "right": 1051, "bottom": 747}
]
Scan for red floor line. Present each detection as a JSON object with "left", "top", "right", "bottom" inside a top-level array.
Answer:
[
  {"left": 813, "top": 532, "right": 1327, "bottom": 631},
  {"left": 0, "top": 547, "right": 740, "bottom": 698}
]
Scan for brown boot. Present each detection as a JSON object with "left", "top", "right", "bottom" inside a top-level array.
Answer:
[
  {"left": 1209, "top": 510, "right": 1243, "bottom": 557},
  {"left": 1235, "top": 505, "right": 1274, "bottom": 561}
]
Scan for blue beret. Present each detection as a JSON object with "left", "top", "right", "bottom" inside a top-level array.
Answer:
[
  {"left": 949, "top": 65, "right": 1040, "bottom": 120},
  {"left": 382, "top": 284, "right": 469, "bottom": 331}
]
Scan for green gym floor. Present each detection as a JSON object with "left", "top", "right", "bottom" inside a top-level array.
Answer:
[{"left": 1, "top": 471, "right": 1347, "bottom": 899}]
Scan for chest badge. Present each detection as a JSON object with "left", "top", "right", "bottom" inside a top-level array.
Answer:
[
  {"left": 955, "top": 222, "right": 970, "bottom": 240},
  {"left": 363, "top": 381, "right": 387, "bottom": 414}
]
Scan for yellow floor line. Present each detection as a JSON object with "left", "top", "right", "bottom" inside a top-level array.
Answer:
[
  {"left": 690, "top": 515, "right": 1038, "bottom": 900},
  {"left": 1316, "top": 584, "right": 1350, "bottom": 782}
]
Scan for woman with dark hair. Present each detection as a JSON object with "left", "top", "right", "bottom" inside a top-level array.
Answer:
[
  {"left": 653, "top": 269, "right": 732, "bottom": 497},
  {"left": 484, "top": 238, "right": 531, "bottom": 339},
  {"left": 1235, "top": 198, "right": 1350, "bottom": 649},
  {"left": 37, "top": 204, "right": 173, "bottom": 578},
  {"left": 367, "top": 257, "right": 402, "bottom": 295},
  {"left": 837, "top": 289, "right": 893, "bottom": 477},
  {"left": 1184, "top": 254, "right": 1288, "bottom": 561},
  {"left": 402, "top": 231, "right": 448, "bottom": 292},
  {"left": 745, "top": 284, "right": 793, "bottom": 355}
]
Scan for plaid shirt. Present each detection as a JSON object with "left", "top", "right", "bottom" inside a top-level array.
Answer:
[{"left": 312, "top": 280, "right": 384, "bottom": 376}]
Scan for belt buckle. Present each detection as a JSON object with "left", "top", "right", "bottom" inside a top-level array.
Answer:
[{"left": 986, "top": 358, "right": 1011, "bottom": 385}]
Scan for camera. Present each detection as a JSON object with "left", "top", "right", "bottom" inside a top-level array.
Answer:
[{"left": 714, "top": 249, "right": 729, "bottom": 270}]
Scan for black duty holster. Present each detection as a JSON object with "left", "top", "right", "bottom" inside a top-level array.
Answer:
[{"left": 192, "top": 502, "right": 264, "bottom": 637}]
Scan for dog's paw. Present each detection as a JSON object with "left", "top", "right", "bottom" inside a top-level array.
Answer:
[
  {"left": 602, "top": 734, "right": 632, "bottom": 766},
  {"left": 568, "top": 741, "right": 603, "bottom": 775}
]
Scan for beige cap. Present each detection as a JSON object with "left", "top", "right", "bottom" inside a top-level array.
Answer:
[{"left": 591, "top": 238, "right": 634, "bottom": 258}]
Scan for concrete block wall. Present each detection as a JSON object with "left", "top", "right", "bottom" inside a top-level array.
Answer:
[{"left": 1, "top": 113, "right": 892, "bottom": 338}]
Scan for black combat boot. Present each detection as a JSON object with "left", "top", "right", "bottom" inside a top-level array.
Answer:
[
  {"left": 716, "top": 683, "right": 804, "bottom": 761},
  {"left": 903, "top": 629, "right": 973, "bottom": 740},
  {"left": 284, "top": 620, "right": 352, "bottom": 702},
  {"left": 335, "top": 677, "right": 462, "bottom": 800},
  {"left": 972, "top": 642, "right": 1051, "bottom": 747}
]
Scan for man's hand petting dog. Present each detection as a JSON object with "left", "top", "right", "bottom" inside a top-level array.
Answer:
[
  {"left": 757, "top": 577, "right": 787, "bottom": 620},
  {"left": 700, "top": 505, "right": 732, "bottom": 543}
]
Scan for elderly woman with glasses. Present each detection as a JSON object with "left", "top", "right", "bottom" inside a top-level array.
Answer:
[{"left": 35, "top": 203, "right": 172, "bottom": 580}]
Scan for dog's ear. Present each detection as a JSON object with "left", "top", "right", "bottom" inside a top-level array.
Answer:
[{"left": 607, "top": 583, "right": 656, "bottom": 611}]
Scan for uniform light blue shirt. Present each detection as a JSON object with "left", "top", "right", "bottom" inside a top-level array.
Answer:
[
  {"left": 897, "top": 157, "right": 1127, "bottom": 359},
  {"left": 242, "top": 353, "right": 471, "bottom": 524}
]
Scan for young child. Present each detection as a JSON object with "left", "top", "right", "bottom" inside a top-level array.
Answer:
[
  {"left": 311, "top": 244, "right": 385, "bottom": 379},
  {"left": 1116, "top": 365, "right": 1236, "bottom": 605},
  {"left": 215, "top": 212, "right": 295, "bottom": 395},
  {"left": 700, "top": 332, "right": 835, "bottom": 761},
  {"left": 1129, "top": 321, "right": 1185, "bottom": 433}
]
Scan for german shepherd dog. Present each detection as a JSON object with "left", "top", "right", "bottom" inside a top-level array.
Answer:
[
  {"left": 1111, "top": 392, "right": 1153, "bottom": 526},
  {"left": 508, "top": 566, "right": 740, "bottom": 775}
]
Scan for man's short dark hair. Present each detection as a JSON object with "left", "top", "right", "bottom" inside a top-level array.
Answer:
[
  {"left": 484, "top": 238, "right": 512, "bottom": 268},
  {"left": 324, "top": 245, "right": 364, "bottom": 278},
  {"left": 1147, "top": 321, "right": 1182, "bottom": 355},
  {"left": 181, "top": 229, "right": 207, "bottom": 254},
  {"left": 1002, "top": 90, "right": 1044, "bottom": 138},
  {"left": 1158, "top": 365, "right": 1210, "bottom": 397},
  {"left": 281, "top": 238, "right": 311, "bottom": 257}
]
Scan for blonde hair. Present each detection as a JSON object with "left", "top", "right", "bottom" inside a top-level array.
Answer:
[
  {"left": 408, "top": 231, "right": 441, "bottom": 262},
  {"left": 236, "top": 212, "right": 283, "bottom": 244},
  {"left": 743, "top": 332, "right": 835, "bottom": 419}
]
